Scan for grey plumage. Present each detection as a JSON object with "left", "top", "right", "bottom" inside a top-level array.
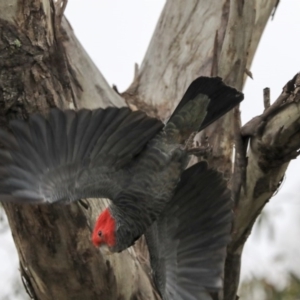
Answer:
[
  {"left": 0, "top": 107, "right": 163, "bottom": 203},
  {"left": 146, "top": 161, "right": 232, "bottom": 300},
  {"left": 0, "top": 76, "right": 243, "bottom": 253}
]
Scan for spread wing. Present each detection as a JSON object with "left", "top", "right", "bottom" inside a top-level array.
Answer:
[
  {"left": 0, "top": 107, "right": 163, "bottom": 203},
  {"left": 146, "top": 162, "right": 232, "bottom": 300}
]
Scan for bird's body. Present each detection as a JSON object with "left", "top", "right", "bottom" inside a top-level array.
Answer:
[
  {"left": 0, "top": 76, "right": 243, "bottom": 253},
  {"left": 107, "top": 133, "right": 187, "bottom": 251},
  {"left": 0, "top": 76, "right": 243, "bottom": 299}
]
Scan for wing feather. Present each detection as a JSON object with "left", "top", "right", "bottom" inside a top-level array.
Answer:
[
  {"left": 0, "top": 107, "right": 163, "bottom": 204},
  {"left": 146, "top": 161, "right": 232, "bottom": 300}
]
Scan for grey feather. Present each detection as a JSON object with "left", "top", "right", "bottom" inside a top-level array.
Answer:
[
  {"left": 0, "top": 107, "right": 164, "bottom": 203},
  {"left": 146, "top": 161, "right": 232, "bottom": 300},
  {"left": 0, "top": 76, "right": 242, "bottom": 256}
]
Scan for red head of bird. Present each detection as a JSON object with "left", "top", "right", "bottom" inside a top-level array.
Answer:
[{"left": 92, "top": 208, "right": 116, "bottom": 250}]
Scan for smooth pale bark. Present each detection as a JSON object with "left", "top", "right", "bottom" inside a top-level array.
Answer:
[
  {"left": 2, "top": 1, "right": 298, "bottom": 300},
  {"left": 123, "top": 1, "right": 282, "bottom": 299}
]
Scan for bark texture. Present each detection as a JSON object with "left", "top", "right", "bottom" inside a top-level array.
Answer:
[
  {"left": 0, "top": 1, "right": 156, "bottom": 299},
  {"left": 1, "top": 0, "right": 298, "bottom": 300}
]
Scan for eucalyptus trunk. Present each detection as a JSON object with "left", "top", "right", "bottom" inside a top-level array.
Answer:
[{"left": 2, "top": 1, "right": 299, "bottom": 300}]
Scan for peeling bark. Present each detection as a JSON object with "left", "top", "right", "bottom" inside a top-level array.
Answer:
[{"left": 0, "top": 0, "right": 297, "bottom": 300}]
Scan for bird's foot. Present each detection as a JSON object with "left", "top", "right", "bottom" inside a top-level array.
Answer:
[
  {"left": 186, "top": 135, "right": 212, "bottom": 158},
  {"left": 187, "top": 144, "right": 212, "bottom": 157}
]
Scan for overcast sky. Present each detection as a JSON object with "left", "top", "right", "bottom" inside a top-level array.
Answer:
[{"left": 1, "top": 1, "right": 300, "bottom": 298}]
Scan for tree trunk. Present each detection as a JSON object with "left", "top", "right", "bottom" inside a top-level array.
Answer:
[
  {"left": 2, "top": 1, "right": 300, "bottom": 300},
  {"left": 0, "top": 1, "right": 156, "bottom": 299}
]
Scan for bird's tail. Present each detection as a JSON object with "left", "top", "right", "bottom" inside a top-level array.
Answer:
[{"left": 165, "top": 77, "right": 244, "bottom": 143}]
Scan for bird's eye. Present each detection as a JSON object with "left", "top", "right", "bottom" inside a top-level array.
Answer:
[{"left": 98, "top": 231, "right": 102, "bottom": 237}]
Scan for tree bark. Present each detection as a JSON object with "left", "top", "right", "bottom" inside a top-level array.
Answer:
[
  {"left": 123, "top": 0, "right": 283, "bottom": 299},
  {"left": 0, "top": 1, "right": 156, "bottom": 299},
  {"left": 2, "top": 1, "right": 299, "bottom": 300}
]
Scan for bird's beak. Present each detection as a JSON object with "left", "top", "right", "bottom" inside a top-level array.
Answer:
[{"left": 99, "top": 244, "right": 112, "bottom": 256}]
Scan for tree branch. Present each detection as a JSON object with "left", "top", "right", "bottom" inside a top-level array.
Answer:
[
  {"left": 122, "top": 1, "right": 280, "bottom": 299},
  {"left": 223, "top": 74, "right": 300, "bottom": 299},
  {"left": 233, "top": 73, "right": 300, "bottom": 253}
]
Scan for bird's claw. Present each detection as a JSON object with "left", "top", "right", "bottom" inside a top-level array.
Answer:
[
  {"left": 187, "top": 144, "right": 212, "bottom": 157},
  {"left": 186, "top": 135, "right": 212, "bottom": 158}
]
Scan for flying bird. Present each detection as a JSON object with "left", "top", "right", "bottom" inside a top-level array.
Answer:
[{"left": 0, "top": 76, "right": 243, "bottom": 253}]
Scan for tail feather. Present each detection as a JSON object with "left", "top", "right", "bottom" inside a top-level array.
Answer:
[{"left": 166, "top": 77, "right": 244, "bottom": 142}]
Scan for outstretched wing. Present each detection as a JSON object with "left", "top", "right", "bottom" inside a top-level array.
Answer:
[
  {"left": 0, "top": 107, "right": 163, "bottom": 203},
  {"left": 146, "top": 162, "right": 232, "bottom": 300}
]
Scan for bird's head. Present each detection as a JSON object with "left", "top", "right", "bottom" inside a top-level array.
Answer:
[
  {"left": 92, "top": 208, "right": 116, "bottom": 252},
  {"left": 92, "top": 207, "right": 143, "bottom": 253}
]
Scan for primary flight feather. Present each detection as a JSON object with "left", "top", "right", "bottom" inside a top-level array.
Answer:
[{"left": 146, "top": 161, "right": 232, "bottom": 300}]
